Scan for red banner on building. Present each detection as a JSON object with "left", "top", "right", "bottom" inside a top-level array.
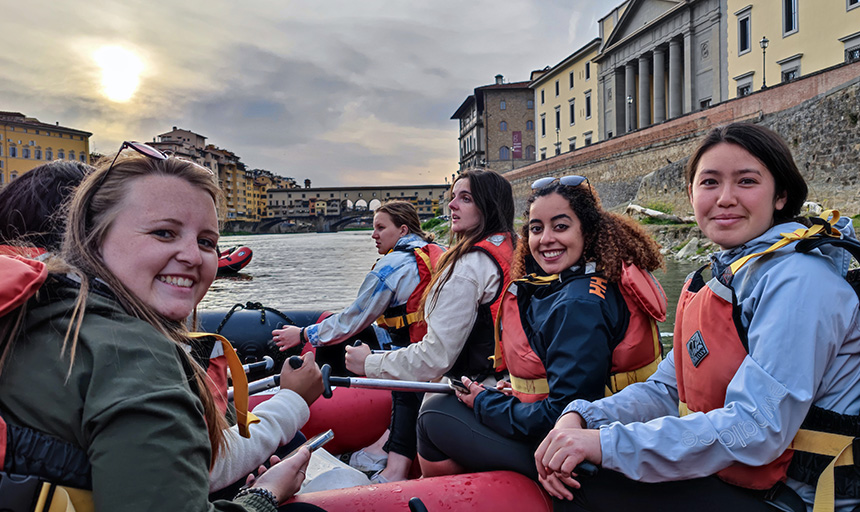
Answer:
[{"left": 512, "top": 131, "right": 522, "bottom": 159}]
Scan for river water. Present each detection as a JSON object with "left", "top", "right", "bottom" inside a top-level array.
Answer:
[{"left": 202, "top": 232, "right": 701, "bottom": 352}]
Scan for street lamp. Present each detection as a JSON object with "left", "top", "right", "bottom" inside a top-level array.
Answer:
[
  {"left": 760, "top": 36, "right": 769, "bottom": 89},
  {"left": 626, "top": 96, "right": 634, "bottom": 132}
]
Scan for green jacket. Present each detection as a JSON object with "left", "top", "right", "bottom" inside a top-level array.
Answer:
[{"left": 0, "top": 275, "right": 272, "bottom": 512}]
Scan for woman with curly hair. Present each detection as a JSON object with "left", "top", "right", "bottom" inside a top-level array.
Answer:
[{"left": 416, "top": 176, "right": 666, "bottom": 479}]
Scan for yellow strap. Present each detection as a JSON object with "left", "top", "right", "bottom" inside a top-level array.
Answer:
[
  {"left": 790, "top": 430, "right": 856, "bottom": 512},
  {"left": 491, "top": 280, "right": 514, "bottom": 370},
  {"left": 35, "top": 483, "right": 94, "bottom": 512},
  {"left": 414, "top": 248, "right": 433, "bottom": 271},
  {"left": 729, "top": 210, "right": 841, "bottom": 275},
  {"left": 509, "top": 374, "right": 550, "bottom": 396},
  {"left": 679, "top": 402, "right": 856, "bottom": 512},
  {"left": 608, "top": 356, "right": 662, "bottom": 394},
  {"left": 492, "top": 273, "right": 561, "bottom": 370},
  {"left": 376, "top": 311, "right": 423, "bottom": 330},
  {"left": 188, "top": 332, "right": 260, "bottom": 438},
  {"left": 516, "top": 273, "right": 560, "bottom": 286}
]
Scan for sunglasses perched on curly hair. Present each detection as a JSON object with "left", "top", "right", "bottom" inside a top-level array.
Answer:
[{"left": 531, "top": 175, "right": 589, "bottom": 190}]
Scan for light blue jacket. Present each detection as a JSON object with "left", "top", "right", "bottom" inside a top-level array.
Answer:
[
  {"left": 563, "top": 219, "right": 860, "bottom": 511},
  {"left": 307, "top": 233, "right": 427, "bottom": 347}
]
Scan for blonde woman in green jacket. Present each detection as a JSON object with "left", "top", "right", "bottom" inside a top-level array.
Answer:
[{"left": 0, "top": 145, "right": 325, "bottom": 512}]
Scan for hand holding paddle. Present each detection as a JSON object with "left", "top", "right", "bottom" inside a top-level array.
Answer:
[
  {"left": 279, "top": 352, "right": 323, "bottom": 406},
  {"left": 534, "top": 413, "right": 601, "bottom": 500},
  {"left": 344, "top": 340, "right": 371, "bottom": 375}
]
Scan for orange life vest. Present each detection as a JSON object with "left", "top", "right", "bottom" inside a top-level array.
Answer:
[
  {"left": 673, "top": 266, "right": 793, "bottom": 490},
  {"left": 376, "top": 243, "right": 446, "bottom": 344},
  {"left": 446, "top": 233, "right": 513, "bottom": 379},
  {"left": 494, "top": 263, "right": 666, "bottom": 403}
]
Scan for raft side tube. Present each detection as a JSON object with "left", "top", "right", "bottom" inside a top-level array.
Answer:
[{"left": 285, "top": 471, "right": 553, "bottom": 512}]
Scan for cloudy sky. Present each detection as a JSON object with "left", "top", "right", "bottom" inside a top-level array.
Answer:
[{"left": 1, "top": 1, "right": 609, "bottom": 187}]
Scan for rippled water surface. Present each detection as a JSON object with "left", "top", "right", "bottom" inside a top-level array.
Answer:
[{"left": 202, "top": 232, "right": 700, "bottom": 350}]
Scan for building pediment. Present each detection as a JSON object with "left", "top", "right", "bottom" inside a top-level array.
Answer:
[{"left": 603, "top": 0, "right": 684, "bottom": 52}]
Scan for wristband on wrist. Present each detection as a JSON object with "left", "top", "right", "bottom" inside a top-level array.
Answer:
[
  {"left": 234, "top": 486, "right": 279, "bottom": 507},
  {"left": 299, "top": 326, "right": 307, "bottom": 345}
]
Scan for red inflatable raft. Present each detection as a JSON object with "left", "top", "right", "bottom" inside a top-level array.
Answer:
[
  {"left": 198, "top": 305, "right": 555, "bottom": 511},
  {"left": 217, "top": 246, "right": 253, "bottom": 275}
]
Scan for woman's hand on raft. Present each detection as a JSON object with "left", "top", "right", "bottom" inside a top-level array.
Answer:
[
  {"left": 272, "top": 325, "right": 303, "bottom": 350},
  {"left": 245, "top": 446, "right": 311, "bottom": 503},
  {"left": 534, "top": 413, "right": 601, "bottom": 500},
  {"left": 279, "top": 352, "right": 323, "bottom": 406},
  {"left": 344, "top": 342, "right": 371, "bottom": 376},
  {"left": 455, "top": 376, "right": 484, "bottom": 409}
]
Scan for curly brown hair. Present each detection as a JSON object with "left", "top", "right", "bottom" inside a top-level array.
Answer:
[{"left": 512, "top": 182, "right": 664, "bottom": 282}]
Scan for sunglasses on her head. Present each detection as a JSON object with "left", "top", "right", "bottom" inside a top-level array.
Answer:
[
  {"left": 94, "top": 141, "right": 214, "bottom": 191},
  {"left": 531, "top": 175, "right": 589, "bottom": 190}
]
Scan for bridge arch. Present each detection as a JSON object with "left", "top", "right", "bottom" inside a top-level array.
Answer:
[{"left": 368, "top": 199, "right": 382, "bottom": 211}]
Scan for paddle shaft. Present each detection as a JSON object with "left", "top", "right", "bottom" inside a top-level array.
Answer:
[
  {"left": 228, "top": 355, "right": 301, "bottom": 401},
  {"left": 328, "top": 375, "right": 456, "bottom": 394}
]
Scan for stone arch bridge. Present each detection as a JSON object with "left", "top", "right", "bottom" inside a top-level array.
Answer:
[{"left": 262, "top": 184, "right": 448, "bottom": 233}]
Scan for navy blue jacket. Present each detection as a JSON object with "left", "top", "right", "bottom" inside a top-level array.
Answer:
[{"left": 473, "top": 259, "right": 629, "bottom": 441}]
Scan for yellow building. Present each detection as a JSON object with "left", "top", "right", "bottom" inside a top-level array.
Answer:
[
  {"left": 530, "top": 39, "right": 601, "bottom": 160},
  {"left": 728, "top": 0, "right": 860, "bottom": 97},
  {"left": 0, "top": 111, "right": 91, "bottom": 187}
]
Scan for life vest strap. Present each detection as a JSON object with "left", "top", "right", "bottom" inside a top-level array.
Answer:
[
  {"left": 188, "top": 332, "right": 260, "bottom": 438},
  {"left": 608, "top": 355, "right": 662, "bottom": 394},
  {"left": 679, "top": 401, "right": 856, "bottom": 512},
  {"left": 729, "top": 210, "right": 841, "bottom": 275},
  {"left": 0, "top": 472, "right": 92, "bottom": 512},
  {"left": 37, "top": 482, "right": 93, "bottom": 512},
  {"left": 376, "top": 311, "right": 422, "bottom": 330},
  {"left": 509, "top": 374, "right": 550, "bottom": 396}
]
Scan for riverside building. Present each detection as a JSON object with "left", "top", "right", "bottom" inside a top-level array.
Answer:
[{"left": 0, "top": 111, "right": 91, "bottom": 188}]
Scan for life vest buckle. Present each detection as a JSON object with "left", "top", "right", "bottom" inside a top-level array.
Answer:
[{"left": 0, "top": 471, "right": 42, "bottom": 512}]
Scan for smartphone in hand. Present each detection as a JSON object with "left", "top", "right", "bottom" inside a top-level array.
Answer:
[
  {"left": 287, "top": 429, "right": 334, "bottom": 458},
  {"left": 448, "top": 379, "right": 470, "bottom": 394},
  {"left": 303, "top": 429, "right": 334, "bottom": 452}
]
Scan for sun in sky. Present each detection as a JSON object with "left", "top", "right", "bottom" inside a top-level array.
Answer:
[{"left": 93, "top": 45, "right": 144, "bottom": 103}]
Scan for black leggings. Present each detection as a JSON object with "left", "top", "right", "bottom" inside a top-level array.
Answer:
[
  {"left": 416, "top": 393, "right": 539, "bottom": 480},
  {"left": 383, "top": 391, "right": 423, "bottom": 458},
  {"left": 552, "top": 469, "right": 805, "bottom": 512}
]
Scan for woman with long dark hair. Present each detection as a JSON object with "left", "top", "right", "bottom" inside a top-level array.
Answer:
[{"left": 343, "top": 168, "right": 517, "bottom": 483}]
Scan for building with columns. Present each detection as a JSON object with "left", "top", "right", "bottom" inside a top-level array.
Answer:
[
  {"left": 530, "top": 39, "right": 601, "bottom": 160},
  {"left": 595, "top": 0, "right": 728, "bottom": 139},
  {"left": 727, "top": 0, "right": 860, "bottom": 98}
]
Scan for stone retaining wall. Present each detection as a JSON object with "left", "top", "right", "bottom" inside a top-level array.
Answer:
[{"left": 507, "top": 61, "right": 860, "bottom": 218}]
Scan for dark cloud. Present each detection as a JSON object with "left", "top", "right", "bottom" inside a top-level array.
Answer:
[{"left": 1, "top": 0, "right": 609, "bottom": 186}]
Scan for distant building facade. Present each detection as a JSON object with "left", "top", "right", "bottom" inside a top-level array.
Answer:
[
  {"left": 0, "top": 111, "right": 91, "bottom": 188},
  {"left": 451, "top": 75, "right": 536, "bottom": 175},
  {"left": 727, "top": 0, "right": 860, "bottom": 98},
  {"left": 531, "top": 38, "right": 602, "bottom": 160},
  {"left": 595, "top": 0, "right": 729, "bottom": 139},
  {"left": 151, "top": 126, "right": 293, "bottom": 223}
]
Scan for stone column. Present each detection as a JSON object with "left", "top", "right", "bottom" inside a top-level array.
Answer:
[
  {"left": 683, "top": 31, "right": 694, "bottom": 113},
  {"left": 669, "top": 39, "right": 683, "bottom": 119},
  {"left": 653, "top": 47, "right": 666, "bottom": 123},
  {"left": 625, "top": 62, "right": 636, "bottom": 132},
  {"left": 638, "top": 55, "right": 651, "bottom": 129}
]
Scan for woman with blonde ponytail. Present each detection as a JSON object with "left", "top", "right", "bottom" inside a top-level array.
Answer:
[{"left": 0, "top": 144, "right": 324, "bottom": 511}]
